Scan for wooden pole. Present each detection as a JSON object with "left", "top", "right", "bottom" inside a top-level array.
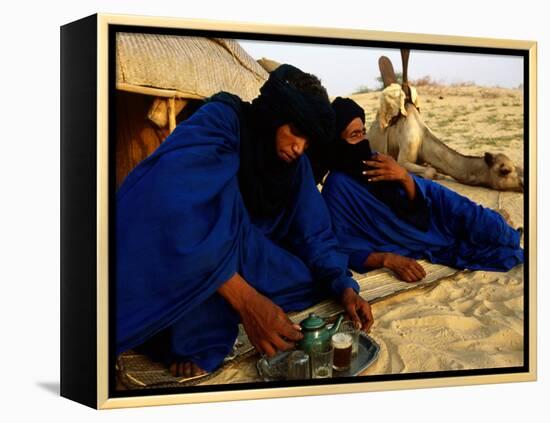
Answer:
[
  {"left": 168, "top": 97, "right": 176, "bottom": 133},
  {"left": 117, "top": 82, "right": 204, "bottom": 100}
]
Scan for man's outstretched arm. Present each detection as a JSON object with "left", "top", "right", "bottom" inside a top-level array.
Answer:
[{"left": 217, "top": 273, "right": 303, "bottom": 357}]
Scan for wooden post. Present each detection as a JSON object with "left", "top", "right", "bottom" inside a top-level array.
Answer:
[{"left": 168, "top": 97, "right": 176, "bottom": 133}]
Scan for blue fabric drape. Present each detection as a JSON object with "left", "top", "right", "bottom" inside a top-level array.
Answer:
[
  {"left": 115, "top": 102, "right": 358, "bottom": 371},
  {"left": 321, "top": 171, "right": 523, "bottom": 274}
]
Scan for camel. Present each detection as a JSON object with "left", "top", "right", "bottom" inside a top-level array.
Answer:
[{"left": 366, "top": 51, "right": 524, "bottom": 192}]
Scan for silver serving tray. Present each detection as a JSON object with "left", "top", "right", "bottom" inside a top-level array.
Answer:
[{"left": 257, "top": 332, "right": 380, "bottom": 381}]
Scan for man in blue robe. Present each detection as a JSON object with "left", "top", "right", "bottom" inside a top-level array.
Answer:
[
  {"left": 320, "top": 97, "right": 523, "bottom": 282},
  {"left": 116, "top": 66, "right": 373, "bottom": 378}
]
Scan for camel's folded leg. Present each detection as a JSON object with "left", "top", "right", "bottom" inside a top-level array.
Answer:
[
  {"left": 396, "top": 148, "right": 438, "bottom": 179},
  {"left": 395, "top": 138, "right": 438, "bottom": 180},
  {"left": 399, "top": 160, "right": 438, "bottom": 179}
]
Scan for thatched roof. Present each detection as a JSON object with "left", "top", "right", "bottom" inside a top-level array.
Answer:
[{"left": 116, "top": 32, "right": 269, "bottom": 101}]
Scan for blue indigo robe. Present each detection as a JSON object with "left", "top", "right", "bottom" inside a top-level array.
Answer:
[
  {"left": 115, "top": 101, "right": 358, "bottom": 371},
  {"left": 321, "top": 171, "right": 523, "bottom": 274}
]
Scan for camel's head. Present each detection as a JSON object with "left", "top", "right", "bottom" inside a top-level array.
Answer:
[{"left": 484, "top": 152, "right": 524, "bottom": 192}]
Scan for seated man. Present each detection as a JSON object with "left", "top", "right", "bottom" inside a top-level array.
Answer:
[
  {"left": 320, "top": 97, "right": 524, "bottom": 282},
  {"left": 116, "top": 66, "right": 373, "bottom": 379}
]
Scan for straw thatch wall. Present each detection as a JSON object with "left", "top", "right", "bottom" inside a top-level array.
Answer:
[{"left": 116, "top": 33, "right": 269, "bottom": 101}]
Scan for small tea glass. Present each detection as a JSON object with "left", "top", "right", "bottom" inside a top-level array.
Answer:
[
  {"left": 287, "top": 350, "right": 310, "bottom": 380},
  {"left": 339, "top": 320, "right": 360, "bottom": 356},
  {"left": 331, "top": 332, "right": 353, "bottom": 371},
  {"left": 310, "top": 343, "right": 333, "bottom": 379}
]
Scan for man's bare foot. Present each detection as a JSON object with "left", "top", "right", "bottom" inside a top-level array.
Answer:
[{"left": 169, "top": 361, "right": 207, "bottom": 378}]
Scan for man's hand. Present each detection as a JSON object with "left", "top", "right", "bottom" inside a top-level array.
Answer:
[
  {"left": 340, "top": 288, "right": 374, "bottom": 333},
  {"left": 365, "top": 252, "right": 426, "bottom": 283},
  {"left": 363, "top": 153, "right": 416, "bottom": 200},
  {"left": 217, "top": 273, "right": 303, "bottom": 357},
  {"left": 238, "top": 290, "right": 303, "bottom": 357},
  {"left": 363, "top": 152, "right": 408, "bottom": 183},
  {"left": 384, "top": 253, "right": 426, "bottom": 282}
]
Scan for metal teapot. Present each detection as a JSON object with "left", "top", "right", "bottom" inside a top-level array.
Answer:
[{"left": 297, "top": 313, "right": 344, "bottom": 355}]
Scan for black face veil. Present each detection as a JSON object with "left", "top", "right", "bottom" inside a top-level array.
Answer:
[
  {"left": 327, "top": 97, "right": 431, "bottom": 231},
  {"left": 323, "top": 97, "right": 374, "bottom": 180}
]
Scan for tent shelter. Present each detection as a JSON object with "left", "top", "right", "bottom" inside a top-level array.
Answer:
[{"left": 115, "top": 32, "right": 269, "bottom": 186}]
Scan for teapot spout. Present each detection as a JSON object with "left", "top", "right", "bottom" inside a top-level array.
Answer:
[{"left": 328, "top": 314, "right": 344, "bottom": 337}]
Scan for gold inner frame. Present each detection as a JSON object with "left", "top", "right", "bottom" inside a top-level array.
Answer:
[{"left": 96, "top": 13, "right": 538, "bottom": 409}]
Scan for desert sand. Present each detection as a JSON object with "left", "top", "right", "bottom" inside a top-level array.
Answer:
[{"left": 361, "top": 265, "right": 524, "bottom": 374}]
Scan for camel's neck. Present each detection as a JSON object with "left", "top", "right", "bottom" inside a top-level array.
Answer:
[{"left": 420, "top": 128, "right": 490, "bottom": 186}]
